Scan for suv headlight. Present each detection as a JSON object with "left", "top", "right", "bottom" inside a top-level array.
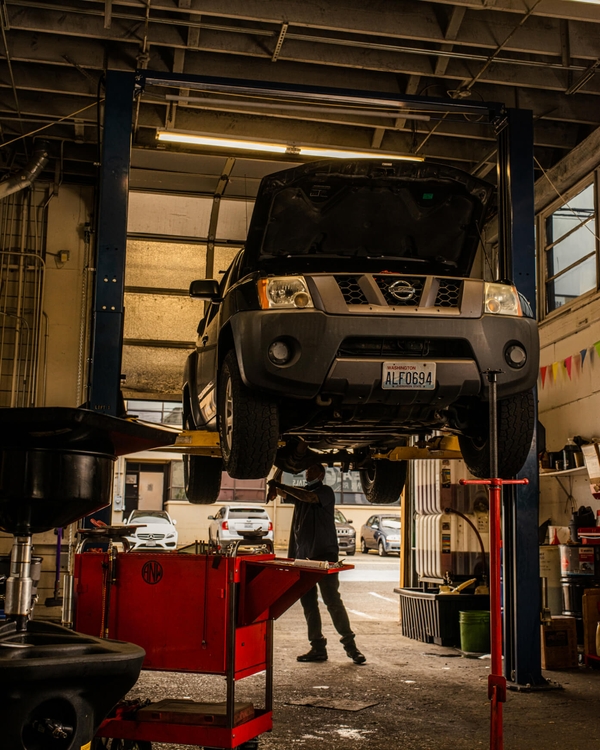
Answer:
[
  {"left": 484, "top": 282, "right": 522, "bottom": 316},
  {"left": 258, "top": 277, "right": 314, "bottom": 309}
]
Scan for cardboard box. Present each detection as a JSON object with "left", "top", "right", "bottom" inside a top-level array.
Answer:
[
  {"left": 581, "top": 442, "right": 600, "bottom": 499},
  {"left": 540, "top": 616, "right": 578, "bottom": 670},
  {"left": 582, "top": 588, "right": 600, "bottom": 658}
]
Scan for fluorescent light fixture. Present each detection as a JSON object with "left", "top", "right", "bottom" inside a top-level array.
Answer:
[{"left": 156, "top": 130, "right": 424, "bottom": 162}]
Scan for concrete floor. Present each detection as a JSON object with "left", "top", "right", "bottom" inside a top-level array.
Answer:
[{"left": 118, "top": 554, "right": 600, "bottom": 750}]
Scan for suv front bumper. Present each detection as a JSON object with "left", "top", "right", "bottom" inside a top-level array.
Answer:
[{"left": 231, "top": 309, "right": 538, "bottom": 405}]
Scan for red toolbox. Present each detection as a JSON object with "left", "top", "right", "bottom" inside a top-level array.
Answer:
[{"left": 75, "top": 550, "right": 349, "bottom": 748}]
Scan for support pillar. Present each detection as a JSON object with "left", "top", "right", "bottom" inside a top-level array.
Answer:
[
  {"left": 496, "top": 108, "right": 544, "bottom": 686},
  {"left": 89, "top": 70, "right": 135, "bottom": 416}
]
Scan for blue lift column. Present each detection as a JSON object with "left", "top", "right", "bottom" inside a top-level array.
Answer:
[
  {"left": 89, "top": 70, "right": 136, "bottom": 416},
  {"left": 496, "top": 107, "right": 544, "bottom": 687}
]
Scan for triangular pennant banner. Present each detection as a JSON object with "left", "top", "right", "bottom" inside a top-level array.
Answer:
[
  {"left": 581, "top": 349, "right": 587, "bottom": 368},
  {"left": 540, "top": 366, "right": 548, "bottom": 388},
  {"left": 552, "top": 362, "right": 560, "bottom": 382},
  {"left": 565, "top": 356, "right": 572, "bottom": 379},
  {"left": 595, "top": 342, "right": 600, "bottom": 359}
]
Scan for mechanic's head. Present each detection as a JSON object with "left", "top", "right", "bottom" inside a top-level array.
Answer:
[{"left": 306, "top": 463, "right": 326, "bottom": 483}]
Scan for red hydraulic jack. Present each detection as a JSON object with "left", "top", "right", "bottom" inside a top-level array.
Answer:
[{"left": 460, "top": 370, "right": 528, "bottom": 750}]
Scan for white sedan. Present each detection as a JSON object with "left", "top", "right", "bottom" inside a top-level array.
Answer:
[
  {"left": 208, "top": 505, "right": 273, "bottom": 550},
  {"left": 124, "top": 510, "right": 178, "bottom": 551}
]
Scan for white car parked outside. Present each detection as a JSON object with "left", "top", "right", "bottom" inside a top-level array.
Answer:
[
  {"left": 124, "top": 509, "right": 178, "bottom": 551},
  {"left": 208, "top": 505, "right": 273, "bottom": 550}
]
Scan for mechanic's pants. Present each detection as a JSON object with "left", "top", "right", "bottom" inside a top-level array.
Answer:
[{"left": 300, "top": 573, "right": 355, "bottom": 650}]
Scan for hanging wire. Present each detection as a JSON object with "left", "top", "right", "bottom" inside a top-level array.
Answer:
[{"left": 0, "top": 100, "right": 105, "bottom": 150}]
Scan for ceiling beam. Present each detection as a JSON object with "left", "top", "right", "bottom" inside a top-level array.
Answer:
[
  {"left": 7, "top": 2, "right": 600, "bottom": 62},
  {"left": 434, "top": 6, "right": 466, "bottom": 77},
  {"left": 64, "top": 0, "right": 600, "bottom": 31}
]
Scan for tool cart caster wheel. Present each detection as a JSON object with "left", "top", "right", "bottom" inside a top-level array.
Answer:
[{"left": 237, "top": 740, "right": 260, "bottom": 750}]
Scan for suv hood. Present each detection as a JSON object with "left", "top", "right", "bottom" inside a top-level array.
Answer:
[{"left": 243, "top": 160, "right": 493, "bottom": 278}]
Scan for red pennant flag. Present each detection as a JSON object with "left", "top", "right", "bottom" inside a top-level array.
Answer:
[
  {"left": 540, "top": 366, "right": 548, "bottom": 388},
  {"left": 565, "top": 356, "right": 572, "bottom": 379}
]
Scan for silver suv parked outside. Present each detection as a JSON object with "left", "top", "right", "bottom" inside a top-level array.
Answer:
[
  {"left": 183, "top": 160, "right": 539, "bottom": 506},
  {"left": 335, "top": 509, "right": 356, "bottom": 556},
  {"left": 208, "top": 504, "right": 273, "bottom": 551}
]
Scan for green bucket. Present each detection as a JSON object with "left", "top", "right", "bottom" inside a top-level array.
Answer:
[{"left": 459, "top": 610, "right": 490, "bottom": 654}]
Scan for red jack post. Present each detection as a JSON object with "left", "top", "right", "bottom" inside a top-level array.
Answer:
[
  {"left": 460, "top": 475, "right": 527, "bottom": 750},
  {"left": 460, "top": 370, "right": 528, "bottom": 750}
]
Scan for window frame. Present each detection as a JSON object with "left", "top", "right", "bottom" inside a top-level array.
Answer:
[{"left": 539, "top": 170, "right": 600, "bottom": 319}]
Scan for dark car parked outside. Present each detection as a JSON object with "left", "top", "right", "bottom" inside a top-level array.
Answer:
[
  {"left": 182, "top": 159, "right": 538, "bottom": 506},
  {"left": 361, "top": 514, "right": 401, "bottom": 556},
  {"left": 335, "top": 509, "right": 356, "bottom": 556}
]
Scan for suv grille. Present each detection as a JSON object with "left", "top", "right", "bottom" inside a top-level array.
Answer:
[
  {"left": 374, "top": 276, "right": 425, "bottom": 306},
  {"left": 335, "top": 276, "right": 368, "bottom": 305},
  {"left": 435, "top": 279, "right": 463, "bottom": 307},
  {"left": 138, "top": 533, "right": 165, "bottom": 540},
  {"left": 337, "top": 337, "right": 474, "bottom": 359}
]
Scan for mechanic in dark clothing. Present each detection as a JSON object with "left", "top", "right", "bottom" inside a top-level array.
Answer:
[{"left": 267, "top": 464, "right": 366, "bottom": 665}]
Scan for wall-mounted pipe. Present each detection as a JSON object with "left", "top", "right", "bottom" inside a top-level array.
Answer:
[{"left": 0, "top": 142, "right": 50, "bottom": 200}]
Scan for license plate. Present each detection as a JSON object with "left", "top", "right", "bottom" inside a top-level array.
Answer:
[
  {"left": 145, "top": 540, "right": 157, "bottom": 547},
  {"left": 382, "top": 361, "right": 436, "bottom": 390}
]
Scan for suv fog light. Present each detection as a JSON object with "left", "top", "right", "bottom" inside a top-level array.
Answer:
[
  {"left": 505, "top": 344, "right": 527, "bottom": 369},
  {"left": 268, "top": 340, "right": 292, "bottom": 365}
]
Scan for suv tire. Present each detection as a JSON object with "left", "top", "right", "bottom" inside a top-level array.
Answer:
[
  {"left": 378, "top": 540, "right": 387, "bottom": 557},
  {"left": 218, "top": 350, "right": 279, "bottom": 479},
  {"left": 359, "top": 459, "right": 407, "bottom": 504},
  {"left": 184, "top": 454, "right": 222, "bottom": 504},
  {"left": 458, "top": 389, "right": 535, "bottom": 479}
]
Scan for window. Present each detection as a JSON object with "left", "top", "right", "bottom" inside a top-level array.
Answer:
[
  {"left": 543, "top": 178, "right": 598, "bottom": 314},
  {"left": 280, "top": 467, "right": 387, "bottom": 505},
  {"left": 125, "top": 399, "right": 183, "bottom": 427}
]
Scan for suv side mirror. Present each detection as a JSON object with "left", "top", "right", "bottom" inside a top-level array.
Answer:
[
  {"left": 189, "top": 279, "right": 221, "bottom": 300},
  {"left": 208, "top": 515, "right": 215, "bottom": 520},
  {"left": 172, "top": 519, "right": 177, "bottom": 525},
  {"left": 347, "top": 519, "right": 353, "bottom": 524}
]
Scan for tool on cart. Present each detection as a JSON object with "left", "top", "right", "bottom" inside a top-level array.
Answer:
[
  {"left": 74, "top": 543, "right": 352, "bottom": 749},
  {"left": 0, "top": 407, "right": 177, "bottom": 750},
  {"left": 460, "top": 371, "right": 528, "bottom": 750}
]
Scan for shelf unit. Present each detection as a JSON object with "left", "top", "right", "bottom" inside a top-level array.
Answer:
[{"left": 540, "top": 466, "right": 587, "bottom": 478}]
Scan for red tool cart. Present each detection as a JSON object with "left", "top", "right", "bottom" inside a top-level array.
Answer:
[{"left": 74, "top": 547, "right": 350, "bottom": 748}]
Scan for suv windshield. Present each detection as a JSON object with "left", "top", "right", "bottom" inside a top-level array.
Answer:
[
  {"left": 244, "top": 160, "right": 492, "bottom": 278},
  {"left": 334, "top": 510, "right": 348, "bottom": 524}
]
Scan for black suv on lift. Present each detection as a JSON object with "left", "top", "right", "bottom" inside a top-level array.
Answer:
[{"left": 182, "top": 159, "right": 538, "bottom": 504}]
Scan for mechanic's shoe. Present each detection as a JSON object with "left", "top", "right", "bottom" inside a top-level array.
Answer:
[
  {"left": 345, "top": 646, "right": 366, "bottom": 665},
  {"left": 297, "top": 648, "right": 328, "bottom": 662}
]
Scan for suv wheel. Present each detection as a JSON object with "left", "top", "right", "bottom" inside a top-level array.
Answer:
[
  {"left": 184, "top": 454, "right": 222, "bottom": 504},
  {"left": 378, "top": 540, "right": 387, "bottom": 557},
  {"left": 359, "top": 459, "right": 407, "bottom": 504},
  {"left": 218, "top": 350, "right": 279, "bottom": 479},
  {"left": 458, "top": 389, "right": 535, "bottom": 479},
  {"left": 360, "top": 538, "right": 369, "bottom": 554}
]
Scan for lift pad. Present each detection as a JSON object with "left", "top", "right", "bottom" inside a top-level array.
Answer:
[
  {"left": 372, "top": 435, "right": 463, "bottom": 461},
  {"left": 160, "top": 429, "right": 222, "bottom": 457}
]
